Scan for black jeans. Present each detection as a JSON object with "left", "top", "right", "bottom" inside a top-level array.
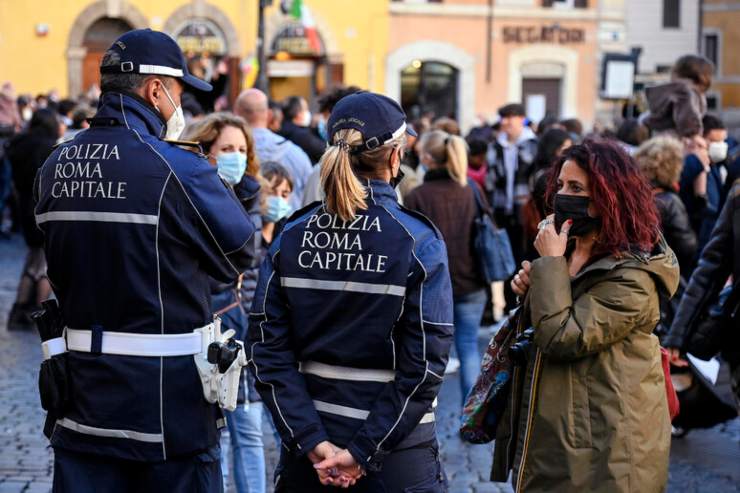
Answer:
[
  {"left": 275, "top": 443, "right": 447, "bottom": 493},
  {"left": 52, "top": 446, "right": 223, "bottom": 493}
]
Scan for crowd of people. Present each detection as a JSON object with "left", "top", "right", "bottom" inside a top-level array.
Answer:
[{"left": 1, "top": 35, "right": 739, "bottom": 493}]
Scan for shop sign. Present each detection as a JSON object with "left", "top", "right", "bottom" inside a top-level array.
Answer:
[
  {"left": 173, "top": 19, "right": 227, "bottom": 55},
  {"left": 267, "top": 60, "right": 314, "bottom": 77},
  {"left": 503, "top": 25, "right": 585, "bottom": 44},
  {"left": 271, "top": 22, "right": 324, "bottom": 56}
]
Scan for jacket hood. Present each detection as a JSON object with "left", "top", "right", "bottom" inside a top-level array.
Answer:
[
  {"left": 575, "top": 236, "right": 680, "bottom": 298},
  {"left": 644, "top": 79, "right": 707, "bottom": 133}
]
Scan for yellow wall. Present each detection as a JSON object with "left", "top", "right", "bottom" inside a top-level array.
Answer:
[{"left": 0, "top": 0, "right": 388, "bottom": 97}]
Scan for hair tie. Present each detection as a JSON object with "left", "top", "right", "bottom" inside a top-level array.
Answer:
[
  {"left": 335, "top": 139, "right": 351, "bottom": 153},
  {"left": 444, "top": 136, "right": 451, "bottom": 146}
]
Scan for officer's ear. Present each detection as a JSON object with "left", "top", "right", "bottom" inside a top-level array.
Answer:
[{"left": 141, "top": 77, "right": 165, "bottom": 113}]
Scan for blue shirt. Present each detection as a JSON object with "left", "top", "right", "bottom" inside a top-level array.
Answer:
[{"left": 252, "top": 127, "right": 313, "bottom": 210}]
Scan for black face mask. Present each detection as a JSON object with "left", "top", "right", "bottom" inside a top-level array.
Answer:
[
  {"left": 389, "top": 164, "right": 405, "bottom": 189},
  {"left": 553, "top": 194, "right": 601, "bottom": 237}
]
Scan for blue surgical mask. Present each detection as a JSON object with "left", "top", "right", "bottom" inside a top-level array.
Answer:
[
  {"left": 215, "top": 152, "right": 247, "bottom": 185},
  {"left": 317, "top": 118, "right": 328, "bottom": 141},
  {"left": 264, "top": 195, "right": 293, "bottom": 223}
]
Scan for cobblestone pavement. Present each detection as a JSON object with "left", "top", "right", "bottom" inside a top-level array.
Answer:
[{"left": 1, "top": 235, "right": 738, "bottom": 493}]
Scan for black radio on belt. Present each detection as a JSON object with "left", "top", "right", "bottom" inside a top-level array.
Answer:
[{"left": 207, "top": 338, "right": 241, "bottom": 373}]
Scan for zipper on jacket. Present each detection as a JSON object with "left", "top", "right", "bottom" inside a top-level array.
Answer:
[{"left": 515, "top": 349, "right": 543, "bottom": 492}]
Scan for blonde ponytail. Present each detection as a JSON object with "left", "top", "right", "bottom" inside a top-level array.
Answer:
[
  {"left": 320, "top": 129, "right": 367, "bottom": 221},
  {"left": 420, "top": 129, "right": 469, "bottom": 186},
  {"left": 445, "top": 135, "right": 468, "bottom": 186}
]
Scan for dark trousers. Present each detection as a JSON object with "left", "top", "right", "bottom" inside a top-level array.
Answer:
[
  {"left": 52, "top": 446, "right": 223, "bottom": 493},
  {"left": 275, "top": 443, "right": 447, "bottom": 493}
]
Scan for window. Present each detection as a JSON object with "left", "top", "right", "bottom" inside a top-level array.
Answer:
[
  {"left": 663, "top": 0, "right": 680, "bottom": 28},
  {"left": 400, "top": 61, "right": 458, "bottom": 121},
  {"left": 542, "top": 0, "right": 588, "bottom": 8},
  {"left": 703, "top": 33, "right": 719, "bottom": 71}
]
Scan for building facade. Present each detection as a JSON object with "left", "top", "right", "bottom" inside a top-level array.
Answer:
[
  {"left": 0, "top": 0, "right": 389, "bottom": 104},
  {"left": 624, "top": 0, "right": 700, "bottom": 79},
  {"left": 702, "top": 0, "right": 740, "bottom": 129},
  {"left": 387, "top": 0, "right": 626, "bottom": 131}
]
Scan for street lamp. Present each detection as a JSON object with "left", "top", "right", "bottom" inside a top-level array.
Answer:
[{"left": 257, "top": 0, "right": 272, "bottom": 92}]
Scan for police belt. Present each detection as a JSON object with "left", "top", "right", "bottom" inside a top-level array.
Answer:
[{"left": 49, "top": 326, "right": 214, "bottom": 358}]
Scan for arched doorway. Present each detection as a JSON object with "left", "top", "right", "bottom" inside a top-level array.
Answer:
[
  {"left": 386, "top": 41, "right": 475, "bottom": 131},
  {"left": 268, "top": 21, "right": 327, "bottom": 103},
  {"left": 67, "top": 1, "right": 148, "bottom": 98},
  {"left": 163, "top": 3, "right": 241, "bottom": 109},
  {"left": 82, "top": 18, "right": 133, "bottom": 95},
  {"left": 401, "top": 61, "right": 458, "bottom": 122},
  {"left": 507, "top": 45, "right": 578, "bottom": 120}
]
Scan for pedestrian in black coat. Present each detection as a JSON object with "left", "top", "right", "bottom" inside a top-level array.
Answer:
[
  {"left": 664, "top": 179, "right": 740, "bottom": 404},
  {"left": 635, "top": 136, "right": 698, "bottom": 279}
]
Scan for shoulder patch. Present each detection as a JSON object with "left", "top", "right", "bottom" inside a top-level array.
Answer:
[{"left": 163, "top": 139, "right": 205, "bottom": 154}]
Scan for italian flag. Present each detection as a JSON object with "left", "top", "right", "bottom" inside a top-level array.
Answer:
[{"left": 290, "top": 0, "right": 322, "bottom": 54}]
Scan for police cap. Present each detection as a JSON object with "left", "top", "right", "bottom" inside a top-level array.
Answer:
[
  {"left": 328, "top": 92, "right": 416, "bottom": 153},
  {"left": 100, "top": 29, "right": 212, "bottom": 92}
]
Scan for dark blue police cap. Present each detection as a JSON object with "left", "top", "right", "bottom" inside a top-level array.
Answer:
[
  {"left": 100, "top": 29, "right": 212, "bottom": 92},
  {"left": 328, "top": 91, "right": 416, "bottom": 152}
]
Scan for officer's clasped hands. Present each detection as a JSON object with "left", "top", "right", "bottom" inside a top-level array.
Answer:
[{"left": 309, "top": 441, "right": 365, "bottom": 488}]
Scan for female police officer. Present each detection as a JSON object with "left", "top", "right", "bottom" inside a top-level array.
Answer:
[{"left": 248, "top": 92, "right": 453, "bottom": 492}]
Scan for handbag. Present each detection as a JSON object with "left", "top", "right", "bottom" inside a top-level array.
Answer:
[
  {"left": 460, "top": 300, "right": 526, "bottom": 444},
  {"left": 468, "top": 180, "right": 516, "bottom": 282},
  {"left": 659, "top": 347, "right": 680, "bottom": 421},
  {"left": 687, "top": 281, "right": 739, "bottom": 361}
]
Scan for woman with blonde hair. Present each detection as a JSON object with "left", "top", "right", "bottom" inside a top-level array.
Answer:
[
  {"left": 184, "top": 112, "right": 266, "bottom": 493},
  {"left": 248, "top": 92, "right": 453, "bottom": 492},
  {"left": 405, "top": 129, "right": 490, "bottom": 402}
]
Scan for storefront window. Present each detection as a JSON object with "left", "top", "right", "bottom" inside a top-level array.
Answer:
[
  {"left": 401, "top": 61, "right": 458, "bottom": 121},
  {"left": 268, "top": 21, "right": 338, "bottom": 104}
]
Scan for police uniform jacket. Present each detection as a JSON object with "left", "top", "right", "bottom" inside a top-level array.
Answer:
[
  {"left": 34, "top": 92, "right": 256, "bottom": 461},
  {"left": 248, "top": 179, "right": 454, "bottom": 471}
]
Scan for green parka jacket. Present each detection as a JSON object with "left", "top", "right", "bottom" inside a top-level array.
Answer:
[{"left": 492, "top": 241, "right": 680, "bottom": 493}]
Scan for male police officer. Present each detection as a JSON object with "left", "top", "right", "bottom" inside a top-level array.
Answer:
[{"left": 34, "top": 29, "right": 256, "bottom": 492}]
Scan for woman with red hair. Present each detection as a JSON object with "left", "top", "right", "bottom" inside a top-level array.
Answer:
[{"left": 491, "top": 140, "right": 680, "bottom": 492}]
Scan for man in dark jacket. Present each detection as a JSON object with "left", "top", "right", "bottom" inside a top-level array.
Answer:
[
  {"left": 280, "top": 96, "right": 326, "bottom": 164},
  {"left": 34, "top": 29, "right": 256, "bottom": 492},
  {"left": 666, "top": 179, "right": 740, "bottom": 404},
  {"left": 679, "top": 115, "right": 728, "bottom": 255}
]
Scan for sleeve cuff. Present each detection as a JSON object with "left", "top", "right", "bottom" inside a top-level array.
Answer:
[
  {"left": 347, "top": 436, "right": 387, "bottom": 473},
  {"left": 293, "top": 425, "right": 330, "bottom": 458}
]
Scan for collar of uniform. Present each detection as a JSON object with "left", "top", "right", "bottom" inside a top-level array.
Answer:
[
  {"left": 365, "top": 179, "right": 396, "bottom": 204},
  {"left": 96, "top": 92, "right": 166, "bottom": 139}
]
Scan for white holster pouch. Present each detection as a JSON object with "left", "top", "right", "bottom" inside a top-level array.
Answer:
[{"left": 194, "top": 318, "right": 248, "bottom": 412}]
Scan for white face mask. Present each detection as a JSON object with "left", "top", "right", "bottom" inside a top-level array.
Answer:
[
  {"left": 708, "top": 141, "right": 728, "bottom": 163},
  {"left": 301, "top": 110, "right": 312, "bottom": 128},
  {"left": 158, "top": 83, "right": 186, "bottom": 140}
]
